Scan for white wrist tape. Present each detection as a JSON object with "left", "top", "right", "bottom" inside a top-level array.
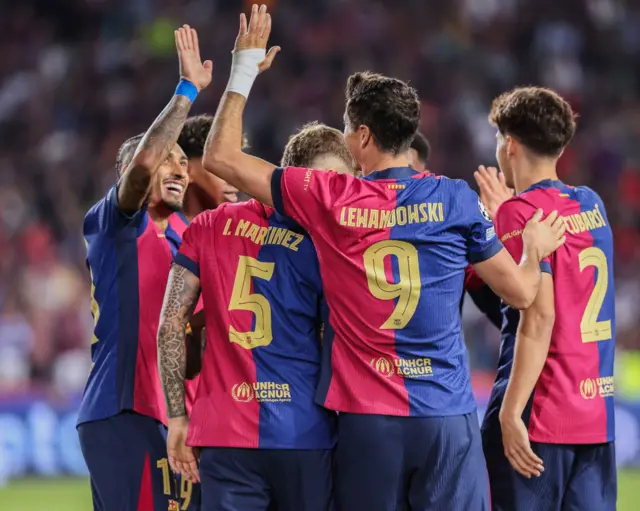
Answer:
[{"left": 226, "top": 49, "right": 266, "bottom": 98}]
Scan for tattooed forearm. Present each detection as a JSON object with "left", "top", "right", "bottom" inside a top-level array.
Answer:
[
  {"left": 158, "top": 264, "right": 201, "bottom": 419},
  {"left": 118, "top": 94, "right": 193, "bottom": 211}
]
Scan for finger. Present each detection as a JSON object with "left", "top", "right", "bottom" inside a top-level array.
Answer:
[
  {"left": 522, "top": 444, "right": 544, "bottom": 470},
  {"left": 517, "top": 447, "right": 543, "bottom": 478},
  {"left": 191, "top": 28, "right": 201, "bottom": 60},
  {"left": 168, "top": 455, "right": 179, "bottom": 474},
  {"left": 259, "top": 46, "right": 280, "bottom": 72},
  {"left": 179, "top": 28, "right": 189, "bottom": 52},
  {"left": 257, "top": 4, "right": 268, "bottom": 35},
  {"left": 203, "top": 60, "right": 213, "bottom": 74},
  {"left": 261, "top": 12, "right": 272, "bottom": 39},
  {"left": 506, "top": 449, "right": 534, "bottom": 478},
  {"left": 175, "top": 30, "right": 185, "bottom": 51},
  {"left": 186, "top": 459, "right": 200, "bottom": 483},
  {"left": 183, "top": 24, "right": 193, "bottom": 50},
  {"left": 543, "top": 210, "right": 558, "bottom": 225},
  {"left": 239, "top": 12, "right": 248, "bottom": 36},
  {"left": 498, "top": 169, "right": 508, "bottom": 188},
  {"left": 174, "top": 460, "right": 191, "bottom": 480},
  {"left": 530, "top": 208, "right": 544, "bottom": 223},
  {"left": 249, "top": 4, "right": 259, "bottom": 33}
]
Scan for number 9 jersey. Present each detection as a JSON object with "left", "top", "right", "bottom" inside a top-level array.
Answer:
[
  {"left": 271, "top": 166, "right": 503, "bottom": 417},
  {"left": 483, "top": 179, "right": 616, "bottom": 444}
]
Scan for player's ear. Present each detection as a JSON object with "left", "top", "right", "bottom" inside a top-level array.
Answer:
[
  {"left": 505, "top": 135, "right": 516, "bottom": 158},
  {"left": 359, "top": 125, "right": 372, "bottom": 149}
]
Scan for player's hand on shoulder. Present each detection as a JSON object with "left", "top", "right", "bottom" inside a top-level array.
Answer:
[
  {"left": 175, "top": 25, "right": 213, "bottom": 92},
  {"left": 474, "top": 165, "right": 514, "bottom": 219},
  {"left": 167, "top": 416, "right": 200, "bottom": 483},
  {"left": 236, "top": 4, "right": 281, "bottom": 74},
  {"left": 523, "top": 209, "right": 566, "bottom": 260},
  {"left": 499, "top": 412, "right": 544, "bottom": 479}
]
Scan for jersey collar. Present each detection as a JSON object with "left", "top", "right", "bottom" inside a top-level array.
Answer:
[
  {"left": 362, "top": 166, "right": 421, "bottom": 181},
  {"left": 521, "top": 179, "right": 565, "bottom": 194}
]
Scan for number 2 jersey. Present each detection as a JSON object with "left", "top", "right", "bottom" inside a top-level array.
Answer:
[
  {"left": 483, "top": 179, "right": 615, "bottom": 444},
  {"left": 174, "top": 199, "right": 336, "bottom": 449},
  {"left": 271, "top": 166, "right": 503, "bottom": 417}
]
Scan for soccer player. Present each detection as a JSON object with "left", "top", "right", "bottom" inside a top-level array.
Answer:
[
  {"left": 407, "top": 130, "right": 431, "bottom": 172},
  {"left": 157, "top": 121, "right": 354, "bottom": 511},
  {"left": 200, "top": 5, "right": 566, "bottom": 510},
  {"left": 477, "top": 87, "right": 616, "bottom": 511},
  {"left": 179, "top": 114, "right": 244, "bottom": 220},
  {"left": 77, "top": 26, "right": 211, "bottom": 511}
]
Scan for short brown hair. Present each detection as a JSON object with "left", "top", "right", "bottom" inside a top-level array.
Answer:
[
  {"left": 281, "top": 122, "right": 353, "bottom": 170},
  {"left": 489, "top": 87, "right": 577, "bottom": 157},
  {"left": 178, "top": 114, "right": 249, "bottom": 159},
  {"left": 345, "top": 71, "right": 420, "bottom": 155}
]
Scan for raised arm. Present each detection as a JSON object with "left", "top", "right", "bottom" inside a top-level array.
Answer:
[
  {"left": 201, "top": 4, "right": 281, "bottom": 206},
  {"left": 118, "top": 25, "right": 213, "bottom": 213}
]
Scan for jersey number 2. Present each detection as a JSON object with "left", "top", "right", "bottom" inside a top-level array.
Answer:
[
  {"left": 364, "top": 240, "right": 421, "bottom": 329},
  {"left": 229, "top": 256, "right": 275, "bottom": 349},
  {"left": 579, "top": 247, "right": 612, "bottom": 343}
]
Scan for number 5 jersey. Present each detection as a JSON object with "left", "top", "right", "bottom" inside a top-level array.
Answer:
[
  {"left": 174, "top": 199, "right": 336, "bottom": 449},
  {"left": 483, "top": 179, "right": 615, "bottom": 444},
  {"left": 271, "top": 166, "right": 502, "bottom": 417}
]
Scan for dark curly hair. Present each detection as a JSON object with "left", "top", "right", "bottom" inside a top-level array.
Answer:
[
  {"left": 281, "top": 122, "right": 353, "bottom": 170},
  {"left": 489, "top": 87, "right": 577, "bottom": 157},
  {"left": 115, "top": 133, "right": 144, "bottom": 178},
  {"left": 345, "top": 71, "right": 420, "bottom": 155},
  {"left": 178, "top": 114, "right": 249, "bottom": 159}
]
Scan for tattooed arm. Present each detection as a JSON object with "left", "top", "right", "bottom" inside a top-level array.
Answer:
[
  {"left": 117, "top": 96, "right": 193, "bottom": 213},
  {"left": 158, "top": 264, "right": 201, "bottom": 419},
  {"left": 118, "top": 25, "right": 213, "bottom": 213}
]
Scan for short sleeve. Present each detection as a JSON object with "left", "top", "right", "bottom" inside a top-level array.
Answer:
[
  {"left": 174, "top": 218, "right": 203, "bottom": 278},
  {"left": 83, "top": 184, "right": 148, "bottom": 237},
  {"left": 271, "top": 166, "right": 347, "bottom": 231},
  {"left": 494, "top": 198, "right": 552, "bottom": 274},
  {"left": 462, "top": 186, "right": 503, "bottom": 263}
]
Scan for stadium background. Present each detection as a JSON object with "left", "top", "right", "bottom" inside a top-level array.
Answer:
[{"left": 0, "top": 0, "right": 639, "bottom": 508}]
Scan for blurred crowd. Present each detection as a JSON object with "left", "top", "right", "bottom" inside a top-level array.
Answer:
[{"left": 0, "top": 0, "right": 639, "bottom": 395}]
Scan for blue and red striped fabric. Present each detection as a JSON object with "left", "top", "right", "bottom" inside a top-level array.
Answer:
[
  {"left": 272, "top": 166, "right": 502, "bottom": 417},
  {"left": 484, "top": 179, "right": 615, "bottom": 444},
  {"left": 175, "top": 200, "right": 335, "bottom": 449},
  {"left": 79, "top": 185, "right": 193, "bottom": 426}
]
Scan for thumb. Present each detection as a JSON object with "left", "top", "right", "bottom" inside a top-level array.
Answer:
[
  {"left": 529, "top": 208, "right": 544, "bottom": 223},
  {"left": 203, "top": 60, "right": 213, "bottom": 73},
  {"left": 258, "top": 46, "right": 281, "bottom": 72}
]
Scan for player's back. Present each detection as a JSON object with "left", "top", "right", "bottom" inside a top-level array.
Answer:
[
  {"left": 176, "top": 199, "right": 335, "bottom": 449},
  {"left": 499, "top": 179, "right": 615, "bottom": 444},
  {"left": 275, "top": 167, "right": 502, "bottom": 417}
]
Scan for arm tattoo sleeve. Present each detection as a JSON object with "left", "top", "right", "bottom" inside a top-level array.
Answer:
[
  {"left": 157, "top": 264, "right": 201, "bottom": 419},
  {"left": 119, "top": 94, "right": 193, "bottom": 211}
]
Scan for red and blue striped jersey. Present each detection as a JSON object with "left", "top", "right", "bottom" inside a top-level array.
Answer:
[
  {"left": 79, "top": 185, "right": 197, "bottom": 426},
  {"left": 174, "top": 199, "right": 336, "bottom": 449},
  {"left": 484, "top": 179, "right": 615, "bottom": 444},
  {"left": 271, "top": 166, "right": 503, "bottom": 417}
]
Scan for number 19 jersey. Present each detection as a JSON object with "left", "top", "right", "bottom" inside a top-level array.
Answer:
[
  {"left": 174, "top": 200, "right": 335, "bottom": 449},
  {"left": 271, "top": 166, "right": 503, "bottom": 417},
  {"left": 484, "top": 179, "right": 615, "bottom": 444}
]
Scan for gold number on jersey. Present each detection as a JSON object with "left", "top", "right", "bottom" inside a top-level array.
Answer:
[
  {"left": 364, "top": 240, "right": 421, "bottom": 329},
  {"left": 180, "top": 477, "right": 193, "bottom": 510},
  {"left": 579, "top": 247, "right": 612, "bottom": 343},
  {"left": 229, "top": 256, "right": 275, "bottom": 349},
  {"left": 156, "top": 458, "right": 171, "bottom": 495}
]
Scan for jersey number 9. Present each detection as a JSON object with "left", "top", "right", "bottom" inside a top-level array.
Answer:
[
  {"left": 364, "top": 240, "right": 421, "bottom": 329},
  {"left": 228, "top": 256, "right": 275, "bottom": 349}
]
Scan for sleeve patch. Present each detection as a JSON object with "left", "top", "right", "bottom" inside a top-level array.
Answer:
[{"left": 478, "top": 198, "right": 492, "bottom": 222}]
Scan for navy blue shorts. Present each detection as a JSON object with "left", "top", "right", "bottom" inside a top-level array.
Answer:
[
  {"left": 78, "top": 412, "right": 200, "bottom": 511},
  {"left": 199, "top": 447, "right": 332, "bottom": 511},
  {"left": 482, "top": 425, "right": 617, "bottom": 511},
  {"left": 334, "top": 412, "right": 489, "bottom": 511}
]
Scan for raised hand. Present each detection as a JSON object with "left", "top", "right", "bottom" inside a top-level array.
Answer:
[
  {"left": 523, "top": 209, "right": 566, "bottom": 260},
  {"left": 474, "top": 165, "right": 514, "bottom": 220},
  {"left": 175, "top": 25, "right": 213, "bottom": 91},
  {"left": 235, "top": 4, "right": 281, "bottom": 73}
]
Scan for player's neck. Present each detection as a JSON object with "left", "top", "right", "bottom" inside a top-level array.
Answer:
[
  {"left": 148, "top": 205, "right": 172, "bottom": 231},
  {"left": 361, "top": 152, "right": 410, "bottom": 177},
  {"left": 513, "top": 160, "right": 558, "bottom": 195}
]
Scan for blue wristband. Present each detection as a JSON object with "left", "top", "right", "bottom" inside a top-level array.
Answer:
[{"left": 175, "top": 79, "right": 198, "bottom": 102}]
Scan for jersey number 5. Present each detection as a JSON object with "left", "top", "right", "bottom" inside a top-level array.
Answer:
[
  {"left": 364, "top": 240, "right": 421, "bottom": 329},
  {"left": 229, "top": 256, "right": 275, "bottom": 349},
  {"left": 579, "top": 247, "right": 612, "bottom": 343}
]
